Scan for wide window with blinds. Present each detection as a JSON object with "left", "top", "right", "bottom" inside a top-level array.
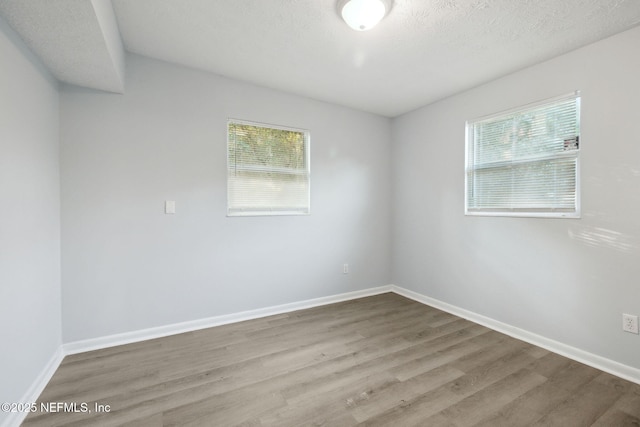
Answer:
[
  {"left": 227, "top": 119, "right": 310, "bottom": 216},
  {"left": 465, "top": 92, "right": 581, "bottom": 218}
]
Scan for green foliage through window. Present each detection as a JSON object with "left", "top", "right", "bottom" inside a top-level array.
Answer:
[
  {"left": 465, "top": 93, "right": 580, "bottom": 217},
  {"left": 228, "top": 123, "right": 306, "bottom": 172},
  {"left": 227, "top": 120, "right": 310, "bottom": 216}
]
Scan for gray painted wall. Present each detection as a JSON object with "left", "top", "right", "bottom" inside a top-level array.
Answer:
[
  {"left": 0, "top": 16, "right": 61, "bottom": 423},
  {"left": 391, "top": 26, "right": 640, "bottom": 369},
  {"left": 60, "top": 54, "right": 392, "bottom": 342}
]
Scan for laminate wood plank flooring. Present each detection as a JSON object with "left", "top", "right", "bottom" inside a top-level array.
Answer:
[{"left": 21, "top": 293, "right": 640, "bottom": 426}]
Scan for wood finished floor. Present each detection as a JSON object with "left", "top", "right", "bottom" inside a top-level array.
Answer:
[{"left": 23, "top": 293, "right": 640, "bottom": 426}]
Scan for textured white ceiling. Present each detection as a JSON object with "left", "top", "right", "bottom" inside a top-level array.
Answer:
[
  {"left": 0, "top": 0, "right": 125, "bottom": 93},
  {"left": 2, "top": 0, "right": 640, "bottom": 116}
]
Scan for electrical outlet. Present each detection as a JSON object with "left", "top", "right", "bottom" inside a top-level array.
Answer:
[
  {"left": 622, "top": 314, "right": 639, "bottom": 334},
  {"left": 343, "top": 263, "right": 349, "bottom": 274}
]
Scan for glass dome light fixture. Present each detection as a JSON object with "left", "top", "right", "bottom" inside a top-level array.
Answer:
[{"left": 339, "top": 0, "right": 391, "bottom": 31}]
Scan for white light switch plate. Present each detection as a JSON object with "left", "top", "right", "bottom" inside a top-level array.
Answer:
[{"left": 165, "top": 200, "right": 176, "bottom": 214}]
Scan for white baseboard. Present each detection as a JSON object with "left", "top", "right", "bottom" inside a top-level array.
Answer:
[
  {"left": 63, "top": 285, "right": 393, "bottom": 355},
  {"left": 391, "top": 284, "right": 640, "bottom": 386},
  {"left": 1, "top": 346, "right": 64, "bottom": 427}
]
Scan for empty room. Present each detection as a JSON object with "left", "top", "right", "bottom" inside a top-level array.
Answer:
[{"left": 2, "top": 0, "right": 640, "bottom": 426}]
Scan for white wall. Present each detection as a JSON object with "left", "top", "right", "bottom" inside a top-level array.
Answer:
[
  {"left": 0, "top": 16, "right": 61, "bottom": 424},
  {"left": 392, "top": 26, "right": 640, "bottom": 369},
  {"left": 60, "top": 54, "right": 392, "bottom": 342}
]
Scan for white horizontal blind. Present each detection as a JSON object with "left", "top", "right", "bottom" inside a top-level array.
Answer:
[
  {"left": 466, "top": 93, "right": 580, "bottom": 217},
  {"left": 228, "top": 120, "right": 310, "bottom": 216}
]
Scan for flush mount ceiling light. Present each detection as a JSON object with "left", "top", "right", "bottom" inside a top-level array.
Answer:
[{"left": 339, "top": 0, "right": 391, "bottom": 31}]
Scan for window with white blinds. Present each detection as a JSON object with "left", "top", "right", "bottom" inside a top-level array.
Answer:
[
  {"left": 227, "top": 120, "right": 310, "bottom": 216},
  {"left": 465, "top": 92, "right": 581, "bottom": 218}
]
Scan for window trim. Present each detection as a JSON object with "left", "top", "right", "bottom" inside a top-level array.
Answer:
[
  {"left": 464, "top": 92, "right": 581, "bottom": 219},
  {"left": 226, "top": 118, "right": 311, "bottom": 217}
]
